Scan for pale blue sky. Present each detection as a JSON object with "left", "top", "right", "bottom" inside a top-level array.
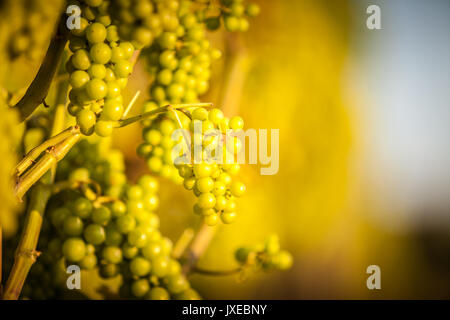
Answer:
[{"left": 349, "top": 0, "right": 450, "bottom": 222}]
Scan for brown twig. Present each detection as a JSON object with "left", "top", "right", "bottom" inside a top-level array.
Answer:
[{"left": 13, "top": 17, "right": 68, "bottom": 121}]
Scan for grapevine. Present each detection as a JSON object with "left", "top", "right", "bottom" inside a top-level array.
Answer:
[{"left": 0, "top": 0, "right": 293, "bottom": 301}]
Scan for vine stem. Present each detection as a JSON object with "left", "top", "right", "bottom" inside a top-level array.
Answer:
[
  {"left": 191, "top": 266, "right": 242, "bottom": 276},
  {"left": 13, "top": 103, "right": 209, "bottom": 201},
  {"left": 14, "top": 133, "right": 81, "bottom": 201},
  {"left": 117, "top": 103, "right": 213, "bottom": 127},
  {"left": 2, "top": 104, "right": 66, "bottom": 300},
  {"left": 13, "top": 17, "right": 68, "bottom": 122},
  {"left": 122, "top": 90, "right": 141, "bottom": 118},
  {"left": 172, "top": 228, "right": 195, "bottom": 259},
  {"left": 14, "top": 126, "right": 79, "bottom": 176},
  {"left": 183, "top": 223, "right": 218, "bottom": 275},
  {"left": 2, "top": 182, "right": 51, "bottom": 300}
]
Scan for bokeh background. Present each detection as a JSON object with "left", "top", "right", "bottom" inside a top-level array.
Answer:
[{"left": 2, "top": 0, "right": 449, "bottom": 299}]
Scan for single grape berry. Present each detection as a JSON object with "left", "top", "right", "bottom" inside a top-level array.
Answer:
[{"left": 62, "top": 238, "right": 86, "bottom": 262}]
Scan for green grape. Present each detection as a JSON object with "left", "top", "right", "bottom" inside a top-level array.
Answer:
[
  {"left": 246, "top": 3, "right": 261, "bottom": 17},
  {"left": 62, "top": 238, "right": 86, "bottom": 262},
  {"left": 70, "top": 167, "right": 91, "bottom": 182},
  {"left": 204, "top": 213, "right": 219, "bottom": 226},
  {"left": 220, "top": 211, "right": 237, "bottom": 224},
  {"left": 151, "top": 256, "right": 169, "bottom": 277},
  {"left": 51, "top": 207, "right": 71, "bottom": 228},
  {"left": 63, "top": 216, "right": 84, "bottom": 236},
  {"left": 72, "top": 49, "right": 92, "bottom": 70},
  {"left": 132, "top": 279, "right": 150, "bottom": 298},
  {"left": 70, "top": 70, "right": 90, "bottom": 89},
  {"left": 272, "top": 250, "right": 293, "bottom": 270},
  {"left": 5, "top": 0, "right": 63, "bottom": 61},
  {"left": 102, "top": 246, "right": 123, "bottom": 264},
  {"left": 146, "top": 287, "right": 170, "bottom": 300},
  {"left": 127, "top": 228, "right": 148, "bottom": 248},
  {"left": 265, "top": 234, "right": 280, "bottom": 254},
  {"left": 92, "top": 206, "right": 111, "bottom": 225},
  {"left": 205, "top": 17, "right": 221, "bottom": 30},
  {"left": 114, "top": 60, "right": 133, "bottom": 78},
  {"left": 122, "top": 243, "right": 139, "bottom": 259},
  {"left": 80, "top": 254, "right": 98, "bottom": 270},
  {"left": 90, "top": 43, "right": 112, "bottom": 64},
  {"left": 235, "top": 247, "right": 250, "bottom": 263},
  {"left": 141, "top": 241, "right": 162, "bottom": 260},
  {"left": 105, "top": 225, "right": 124, "bottom": 246},
  {"left": 111, "top": 200, "right": 127, "bottom": 217},
  {"left": 166, "top": 274, "right": 189, "bottom": 294},
  {"left": 130, "top": 257, "right": 151, "bottom": 277},
  {"left": 66, "top": 1, "right": 137, "bottom": 136},
  {"left": 176, "top": 288, "right": 201, "bottom": 300},
  {"left": 116, "top": 215, "right": 137, "bottom": 234},
  {"left": 84, "top": 224, "right": 106, "bottom": 245},
  {"left": 224, "top": 15, "right": 240, "bottom": 32},
  {"left": 100, "top": 263, "right": 120, "bottom": 278},
  {"left": 86, "top": 78, "right": 108, "bottom": 100},
  {"left": 72, "top": 197, "right": 94, "bottom": 219},
  {"left": 235, "top": 236, "right": 293, "bottom": 273},
  {"left": 95, "top": 120, "right": 114, "bottom": 137},
  {"left": 86, "top": 22, "right": 107, "bottom": 43}
]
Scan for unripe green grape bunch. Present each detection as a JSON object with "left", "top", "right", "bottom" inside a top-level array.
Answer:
[
  {"left": 109, "top": 0, "right": 180, "bottom": 50},
  {"left": 118, "top": 178, "right": 199, "bottom": 300},
  {"left": 43, "top": 173, "right": 198, "bottom": 300},
  {"left": 40, "top": 137, "right": 197, "bottom": 299},
  {"left": 135, "top": 1, "right": 238, "bottom": 184},
  {"left": 6, "top": 0, "right": 64, "bottom": 61},
  {"left": 66, "top": 0, "right": 135, "bottom": 137},
  {"left": 219, "top": 0, "right": 260, "bottom": 32},
  {"left": 135, "top": 0, "right": 257, "bottom": 188},
  {"left": 235, "top": 235, "right": 294, "bottom": 272},
  {"left": 171, "top": 106, "right": 247, "bottom": 226},
  {"left": 137, "top": 9, "right": 222, "bottom": 183},
  {"left": 57, "top": 138, "right": 127, "bottom": 198},
  {"left": 49, "top": 174, "right": 159, "bottom": 273}
]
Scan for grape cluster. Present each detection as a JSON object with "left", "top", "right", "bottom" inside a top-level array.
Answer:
[
  {"left": 235, "top": 235, "right": 293, "bottom": 272},
  {"left": 220, "top": 0, "right": 260, "bottom": 32},
  {"left": 57, "top": 138, "right": 127, "bottom": 198},
  {"left": 66, "top": 0, "right": 135, "bottom": 137},
  {"left": 109, "top": 0, "right": 179, "bottom": 50},
  {"left": 137, "top": 7, "right": 222, "bottom": 183},
  {"left": 136, "top": 0, "right": 257, "bottom": 185},
  {"left": 26, "top": 160, "right": 199, "bottom": 300},
  {"left": 138, "top": 112, "right": 185, "bottom": 184},
  {"left": 117, "top": 178, "right": 199, "bottom": 299},
  {"left": 174, "top": 106, "right": 246, "bottom": 226},
  {"left": 6, "top": 0, "right": 64, "bottom": 61}
]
